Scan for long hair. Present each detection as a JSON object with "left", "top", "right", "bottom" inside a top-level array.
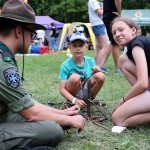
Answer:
[{"left": 111, "top": 17, "right": 140, "bottom": 36}]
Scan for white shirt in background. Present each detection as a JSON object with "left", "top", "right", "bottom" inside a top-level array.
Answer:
[
  {"left": 36, "top": 30, "right": 45, "bottom": 43},
  {"left": 88, "top": 0, "right": 104, "bottom": 26}
]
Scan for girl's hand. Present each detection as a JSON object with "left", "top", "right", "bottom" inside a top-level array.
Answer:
[{"left": 92, "top": 66, "right": 100, "bottom": 73}]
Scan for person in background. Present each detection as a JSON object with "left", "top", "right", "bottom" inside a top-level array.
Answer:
[
  {"left": 102, "top": 0, "right": 123, "bottom": 75},
  {"left": 111, "top": 17, "right": 150, "bottom": 127},
  {"left": 0, "top": 0, "right": 86, "bottom": 149},
  {"left": 44, "top": 37, "right": 49, "bottom": 47},
  {"left": 36, "top": 29, "right": 45, "bottom": 45},
  {"left": 76, "top": 26, "right": 84, "bottom": 33},
  {"left": 59, "top": 31, "right": 105, "bottom": 109},
  {"left": 88, "top": 0, "right": 109, "bottom": 73},
  {"left": 38, "top": 37, "right": 43, "bottom": 46},
  {"left": 50, "top": 22, "right": 58, "bottom": 53}
]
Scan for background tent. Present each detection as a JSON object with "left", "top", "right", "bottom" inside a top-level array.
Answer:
[
  {"left": 35, "top": 16, "right": 64, "bottom": 29},
  {"left": 35, "top": 16, "right": 64, "bottom": 50},
  {"left": 59, "top": 22, "right": 95, "bottom": 50}
]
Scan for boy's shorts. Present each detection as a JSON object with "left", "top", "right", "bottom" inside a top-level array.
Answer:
[
  {"left": 92, "top": 24, "right": 106, "bottom": 37},
  {"left": 75, "top": 80, "right": 91, "bottom": 102}
]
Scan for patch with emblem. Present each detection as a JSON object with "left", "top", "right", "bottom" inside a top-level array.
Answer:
[{"left": 3, "top": 67, "right": 20, "bottom": 88}]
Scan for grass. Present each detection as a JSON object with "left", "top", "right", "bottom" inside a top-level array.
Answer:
[{"left": 17, "top": 50, "right": 150, "bottom": 150}]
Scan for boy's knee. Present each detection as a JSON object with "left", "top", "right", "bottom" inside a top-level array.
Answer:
[
  {"left": 69, "top": 74, "right": 80, "bottom": 83},
  {"left": 91, "top": 72, "right": 105, "bottom": 84},
  {"left": 96, "top": 72, "right": 105, "bottom": 83}
]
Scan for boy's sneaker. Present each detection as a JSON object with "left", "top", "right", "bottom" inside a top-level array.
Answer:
[
  {"left": 115, "top": 70, "right": 123, "bottom": 75},
  {"left": 61, "top": 102, "right": 73, "bottom": 110},
  {"left": 92, "top": 99, "right": 107, "bottom": 107},
  {"left": 100, "top": 66, "right": 110, "bottom": 73}
]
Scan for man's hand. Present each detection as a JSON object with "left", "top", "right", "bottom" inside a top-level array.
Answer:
[
  {"left": 69, "top": 115, "right": 86, "bottom": 132},
  {"left": 62, "top": 105, "right": 80, "bottom": 116}
]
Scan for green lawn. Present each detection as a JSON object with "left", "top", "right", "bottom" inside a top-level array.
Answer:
[{"left": 17, "top": 50, "right": 150, "bottom": 150}]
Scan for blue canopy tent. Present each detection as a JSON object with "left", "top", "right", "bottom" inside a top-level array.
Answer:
[{"left": 35, "top": 16, "right": 64, "bottom": 29}]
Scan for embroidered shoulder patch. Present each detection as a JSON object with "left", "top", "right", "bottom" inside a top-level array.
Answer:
[{"left": 3, "top": 67, "right": 20, "bottom": 88}]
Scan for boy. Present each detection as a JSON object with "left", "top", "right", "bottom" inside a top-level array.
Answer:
[{"left": 59, "top": 31, "right": 105, "bottom": 108}]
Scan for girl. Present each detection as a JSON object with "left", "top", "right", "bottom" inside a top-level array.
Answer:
[{"left": 111, "top": 17, "right": 150, "bottom": 127}]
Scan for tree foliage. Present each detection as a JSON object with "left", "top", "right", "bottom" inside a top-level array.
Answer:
[
  {"left": 0, "top": 0, "right": 149, "bottom": 36},
  {"left": 28, "top": 0, "right": 88, "bottom": 23},
  {"left": 0, "top": 0, "right": 7, "bottom": 7},
  {"left": 122, "top": 0, "right": 150, "bottom": 9},
  {"left": 0, "top": 0, "right": 150, "bottom": 24},
  {"left": 27, "top": 0, "right": 150, "bottom": 23}
]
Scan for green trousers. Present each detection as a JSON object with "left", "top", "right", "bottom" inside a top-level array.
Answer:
[{"left": 0, "top": 112, "right": 64, "bottom": 150}]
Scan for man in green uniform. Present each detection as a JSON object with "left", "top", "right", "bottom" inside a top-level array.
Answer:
[{"left": 0, "top": 0, "right": 86, "bottom": 149}]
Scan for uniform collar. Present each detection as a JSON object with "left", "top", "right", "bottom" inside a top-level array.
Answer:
[{"left": 0, "top": 41, "right": 17, "bottom": 66}]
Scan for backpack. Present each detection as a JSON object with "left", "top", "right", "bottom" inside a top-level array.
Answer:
[{"left": 54, "top": 30, "right": 59, "bottom": 38}]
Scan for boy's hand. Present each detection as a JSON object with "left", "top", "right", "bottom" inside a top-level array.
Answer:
[
  {"left": 75, "top": 99, "right": 87, "bottom": 108},
  {"left": 92, "top": 66, "right": 100, "bottom": 73}
]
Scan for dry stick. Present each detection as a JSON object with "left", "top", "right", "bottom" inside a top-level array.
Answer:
[
  {"left": 93, "top": 121, "right": 111, "bottom": 131},
  {"left": 86, "top": 80, "right": 91, "bottom": 118}
]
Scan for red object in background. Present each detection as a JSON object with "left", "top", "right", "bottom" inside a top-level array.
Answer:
[
  {"left": 15, "top": 57, "right": 20, "bottom": 61},
  {"left": 40, "top": 46, "right": 50, "bottom": 54}
]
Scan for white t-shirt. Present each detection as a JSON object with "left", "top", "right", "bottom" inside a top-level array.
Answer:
[
  {"left": 36, "top": 30, "right": 45, "bottom": 42},
  {"left": 88, "top": 0, "right": 104, "bottom": 26},
  {"left": 123, "top": 47, "right": 128, "bottom": 54}
]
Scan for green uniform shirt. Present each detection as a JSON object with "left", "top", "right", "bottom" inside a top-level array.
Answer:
[{"left": 0, "top": 41, "right": 34, "bottom": 119}]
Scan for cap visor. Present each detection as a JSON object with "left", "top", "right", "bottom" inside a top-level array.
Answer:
[
  {"left": 69, "top": 38, "right": 87, "bottom": 43},
  {"left": 0, "top": 16, "right": 46, "bottom": 30}
]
